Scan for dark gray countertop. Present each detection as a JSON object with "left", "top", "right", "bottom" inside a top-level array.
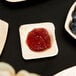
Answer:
[{"left": 0, "top": 0, "right": 76, "bottom": 76}]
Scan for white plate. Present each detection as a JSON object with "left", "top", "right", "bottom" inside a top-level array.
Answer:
[
  {"left": 54, "top": 66, "right": 76, "bottom": 76},
  {"left": 16, "top": 70, "right": 40, "bottom": 76},
  {"left": 19, "top": 22, "right": 58, "bottom": 60},
  {"left": 6, "top": 0, "right": 26, "bottom": 2},
  {"left": 0, "top": 62, "right": 15, "bottom": 76}
]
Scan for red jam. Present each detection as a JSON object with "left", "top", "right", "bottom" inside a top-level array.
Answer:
[{"left": 26, "top": 28, "right": 51, "bottom": 52}]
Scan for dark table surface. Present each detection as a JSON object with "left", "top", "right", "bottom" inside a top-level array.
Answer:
[{"left": 0, "top": 0, "right": 76, "bottom": 76}]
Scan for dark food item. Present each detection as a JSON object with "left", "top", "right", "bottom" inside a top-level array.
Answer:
[
  {"left": 70, "top": 7, "right": 76, "bottom": 34},
  {"left": 72, "top": 12, "right": 76, "bottom": 22},
  {"left": 70, "top": 22, "right": 76, "bottom": 34},
  {"left": 72, "top": 7, "right": 76, "bottom": 22},
  {"left": 26, "top": 28, "right": 51, "bottom": 52}
]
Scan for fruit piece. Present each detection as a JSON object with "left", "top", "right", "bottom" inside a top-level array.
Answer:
[
  {"left": 70, "top": 22, "right": 76, "bottom": 34},
  {"left": 72, "top": 7, "right": 76, "bottom": 22}
]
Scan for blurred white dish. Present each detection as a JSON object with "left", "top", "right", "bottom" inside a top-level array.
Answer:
[
  {"left": 16, "top": 70, "right": 40, "bottom": 76},
  {"left": 0, "top": 62, "right": 15, "bottom": 76},
  {"left": 65, "top": 2, "right": 76, "bottom": 39},
  {"left": 6, "top": 0, "right": 26, "bottom": 2},
  {"left": 0, "top": 19, "right": 8, "bottom": 55},
  {"left": 54, "top": 66, "right": 76, "bottom": 76}
]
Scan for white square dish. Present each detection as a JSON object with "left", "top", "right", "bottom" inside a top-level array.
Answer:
[
  {"left": 19, "top": 22, "right": 58, "bottom": 60},
  {"left": 0, "top": 19, "right": 9, "bottom": 55}
]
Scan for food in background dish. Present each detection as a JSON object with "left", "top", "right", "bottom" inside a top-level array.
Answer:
[
  {"left": 65, "top": 1, "right": 76, "bottom": 39},
  {"left": 69, "top": 7, "right": 76, "bottom": 34},
  {"left": 72, "top": 7, "right": 76, "bottom": 22},
  {"left": 16, "top": 70, "right": 40, "bottom": 76},
  {"left": 19, "top": 22, "right": 58, "bottom": 60},
  {"left": 54, "top": 66, "right": 76, "bottom": 76},
  {"left": 0, "top": 62, "right": 15, "bottom": 76},
  {"left": 70, "top": 22, "right": 76, "bottom": 34},
  {"left": 0, "top": 19, "right": 9, "bottom": 55},
  {"left": 6, "top": 0, "right": 25, "bottom": 2}
]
